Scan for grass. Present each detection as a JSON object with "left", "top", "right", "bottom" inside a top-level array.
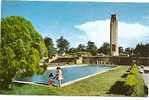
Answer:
[{"left": 0, "top": 66, "right": 130, "bottom": 96}]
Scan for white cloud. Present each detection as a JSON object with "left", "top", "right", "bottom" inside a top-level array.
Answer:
[
  {"left": 75, "top": 20, "right": 149, "bottom": 48},
  {"left": 143, "top": 16, "right": 149, "bottom": 22}
]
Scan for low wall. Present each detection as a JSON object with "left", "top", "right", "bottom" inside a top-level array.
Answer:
[
  {"left": 51, "top": 57, "right": 77, "bottom": 64},
  {"left": 50, "top": 56, "right": 149, "bottom": 66},
  {"left": 83, "top": 56, "right": 149, "bottom": 66}
]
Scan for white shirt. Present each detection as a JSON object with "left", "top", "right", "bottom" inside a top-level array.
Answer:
[{"left": 56, "top": 69, "right": 63, "bottom": 80}]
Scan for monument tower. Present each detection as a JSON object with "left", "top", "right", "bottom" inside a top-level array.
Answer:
[{"left": 110, "top": 14, "right": 119, "bottom": 56}]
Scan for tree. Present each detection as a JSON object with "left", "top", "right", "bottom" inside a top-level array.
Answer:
[
  {"left": 44, "top": 37, "right": 57, "bottom": 58},
  {"left": 0, "top": 47, "right": 17, "bottom": 89},
  {"left": 0, "top": 16, "right": 48, "bottom": 89},
  {"left": 98, "top": 42, "right": 110, "bottom": 55},
  {"left": 134, "top": 43, "right": 149, "bottom": 57},
  {"left": 86, "top": 41, "right": 97, "bottom": 56},
  {"left": 77, "top": 44, "right": 86, "bottom": 52},
  {"left": 125, "top": 47, "right": 134, "bottom": 56},
  {"left": 56, "top": 36, "right": 69, "bottom": 55},
  {"left": 119, "top": 46, "right": 124, "bottom": 54},
  {"left": 69, "top": 48, "right": 77, "bottom": 53}
]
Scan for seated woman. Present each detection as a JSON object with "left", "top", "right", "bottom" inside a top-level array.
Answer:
[{"left": 139, "top": 65, "right": 144, "bottom": 74}]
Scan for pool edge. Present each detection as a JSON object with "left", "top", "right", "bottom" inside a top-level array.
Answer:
[
  {"left": 60, "top": 66, "right": 121, "bottom": 87},
  {"left": 13, "top": 65, "right": 121, "bottom": 88}
]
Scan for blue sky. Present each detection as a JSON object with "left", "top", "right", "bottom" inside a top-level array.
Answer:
[{"left": 1, "top": 1, "right": 149, "bottom": 48}]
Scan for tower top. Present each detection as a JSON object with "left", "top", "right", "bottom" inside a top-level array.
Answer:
[{"left": 111, "top": 14, "right": 117, "bottom": 21}]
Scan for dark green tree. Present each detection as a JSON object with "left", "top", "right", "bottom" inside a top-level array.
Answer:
[
  {"left": 125, "top": 47, "right": 134, "bottom": 56},
  {"left": 86, "top": 41, "right": 97, "bottom": 56},
  {"left": 134, "top": 43, "right": 149, "bottom": 57},
  {"left": 56, "top": 36, "right": 69, "bottom": 55},
  {"left": 77, "top": 44, "right": 86, "bottom": 52},
  {"left": 69, "top": 48, "right": 77, "bottom": 53},
  {"left": 98, "top": 42, "right": 110, "bottom": 55},
  {"left": 0, "top": 16, "right": 48, "bottom": 89},
  {"left": 119, "top": 46, "right": 124, "bottom": 54},
  {"left": 44, "top": 37, "right": 57, "bottom": 58}
]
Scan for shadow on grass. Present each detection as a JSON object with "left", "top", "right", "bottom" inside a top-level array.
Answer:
[
  {"left": 107, "top": 81, "right": 148, "bottom": 96},
  {"left": 121, "top": 73, "right": 128, "bottom": 78},
  {"left": 107, "top": 81, "right": 132, "bottom": 96},
  {"left": 13, "top": 82, "right": 26, "bottom": 87},
  {"left": 0, "top": 82, "right": 26, "bottom": 94},
  {"left": 144, "top": 85, "right": 148, "bottom": 96}
]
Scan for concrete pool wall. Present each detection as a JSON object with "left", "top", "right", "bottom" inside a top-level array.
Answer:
[{"left": 47, "top": 64, "right": 89, "bottom": 70}]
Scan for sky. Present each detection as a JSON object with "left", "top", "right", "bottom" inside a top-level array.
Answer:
[{"left": 1, "top": 1, "right": 149, "bottom": 48}]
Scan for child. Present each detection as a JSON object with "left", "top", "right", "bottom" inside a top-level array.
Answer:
[{"left": 48, "top": 73, "right": 54, "bottom": 85}]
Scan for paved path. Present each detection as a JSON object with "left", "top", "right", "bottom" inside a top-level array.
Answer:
[
  {"left": 142, "top": 73, "right": 149, "bottom": 87},
  {"left": 142, "top": 66, "right": 149, "bottom": 88},
  {"left": 141, "top": 66, "right": 149, "bottom": 96}
]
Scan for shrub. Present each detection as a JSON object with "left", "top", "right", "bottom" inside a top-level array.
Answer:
[
  {"left": 130, "top": 64, "right": 139, "bottom": 75},
  {"left": 125, "top": 75, "right": 138, "bottom": 87},
  {"left": 124, "top": 64, "right": 145, "bottom": 96}
]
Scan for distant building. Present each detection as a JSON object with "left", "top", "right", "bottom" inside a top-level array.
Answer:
[{"left": 110, "top": 14, "right": 119, "bottom": 56}]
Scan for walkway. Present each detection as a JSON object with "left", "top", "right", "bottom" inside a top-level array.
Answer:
[{"left": 142, "top": 66, "right": 149, "bottom": 88}]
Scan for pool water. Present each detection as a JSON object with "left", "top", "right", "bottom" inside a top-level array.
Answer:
[{"left": 17, "top": 65, "right": 113, "bottom": 85}]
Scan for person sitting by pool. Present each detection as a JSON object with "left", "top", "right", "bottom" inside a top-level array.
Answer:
[
  {"left": 48, "top": 73, "right": 54, "bottom": 85},
  {"left": 139, "top": 65, "right": 144, "bottom": 74},
  {"left": 127, "top": 66, "right": 132, "bottom": 72},
  {"left": 54, "top": 64, "right": 63, "bottom": 87}
]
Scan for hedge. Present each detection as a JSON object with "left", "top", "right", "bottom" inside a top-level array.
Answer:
[{"left": 124, "top": 64, "right": 146, "bottom": 96}]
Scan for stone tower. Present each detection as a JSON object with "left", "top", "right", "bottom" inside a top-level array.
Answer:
[{"left": 110, "top": 14, "right": 119, "bottom": 56}]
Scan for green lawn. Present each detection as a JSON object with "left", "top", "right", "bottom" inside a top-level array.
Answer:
[{"left": 1, "top": 66, "right": 128, "bottom": 96}]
